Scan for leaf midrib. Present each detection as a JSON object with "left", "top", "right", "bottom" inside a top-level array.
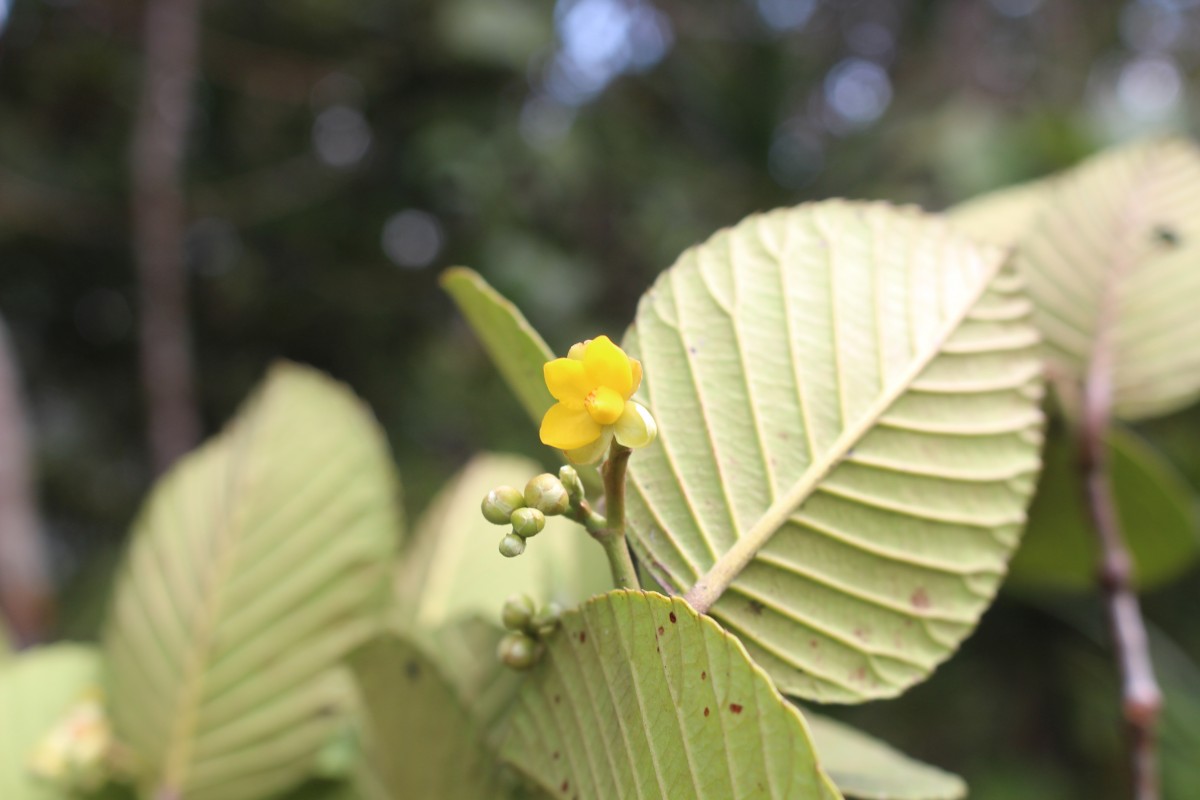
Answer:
[{"left": 682, "top": 243, "right": 1007, "bottom": 613}]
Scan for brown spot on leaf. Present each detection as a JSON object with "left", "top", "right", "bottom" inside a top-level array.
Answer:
[
  {"left": 669, "top": 612, "right": 677, "bottom": 624},
  {"left": 854, "top": 628, "right": 869, "bottom": 642},
  {"left": 852, "top": 667, "right": 867, "bottom": 683},
  {"left": 657, "top": 626, "right": 665, "bottom": 636},
  {"left": 704, "top": 707, "right": 710, "bottom": 717},
  {"left": 405, "top": 661, "right": 421, "bottom": 680},
  {"left": 747, "top": 600, "right": 764, "bottom": 616},
  {"left": 700, "top": 670, "right": 707, "bottom": 680},
  {"left": 554, "top": 694, "right": 561, "bottom": 704},
  {"left": 553, "top": 751, "right": 560, "bottom": 760},
  {"left": 578, "top": 632, "right": 586, "bottom": 643},
  {"left": 809, "top": 639, "right": 819, "bottom": 648},
  {"left": 911, "top": 588, "right": 931, "bottom": 610},
  {"left": 561, "top": 780, "right": 569, "bottom": 793},
  {"left": 729, "top": 703, "right": 743, "bottom": 714}
]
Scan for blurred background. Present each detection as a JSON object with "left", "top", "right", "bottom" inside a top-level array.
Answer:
[{"left": 1, "top": 0, "right": 1199, "bottom": 797}]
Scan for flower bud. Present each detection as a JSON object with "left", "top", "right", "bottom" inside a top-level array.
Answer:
[
  {"left": 558, "top": 465, "right": 585, "bottom": 502},
  {"left": 524, "top": 473, "right": 569, "bottom": 515},
  {"left": 501, "top": 594, "right": 536, "bottom": 632},
  {"left": 498, "top": 631, "right": 539, "bottom": 670},
  {"left": 510, "top": 507, "right": 546, "bottom": 538},
  {"left": 498, "top": 533, "right": 526, "bottom": 558},
  {"left": 482, "top": 486, "right": 524, "bottom": 525},
  {"left": 531, "top": 602, "right": 563, "bottom": 638}
]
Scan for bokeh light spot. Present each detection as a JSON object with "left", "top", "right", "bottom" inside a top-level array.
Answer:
[{"left": 382, "top": 210, "right": 444, "bottom": 270}]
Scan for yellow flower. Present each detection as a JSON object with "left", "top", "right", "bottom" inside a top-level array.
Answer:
[{"left": 540, "top": 335, "right": 657, "bottom": 463}]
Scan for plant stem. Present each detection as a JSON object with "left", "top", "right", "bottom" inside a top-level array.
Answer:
[
  {"left": 1080, "top": 354, "right": 1161, "bottom": 800},
  {"left": 579, "top": 443, "right": 639, "bottom": 591}
]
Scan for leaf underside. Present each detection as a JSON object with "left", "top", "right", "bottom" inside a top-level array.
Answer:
[
  {"left": 624, "top": 200, "right": 1045, "bottom": 702},
  {"left": 946, "top": 178, "right": 1053, "bottom": 248},
  {"left": 1014, "top": 137, "right": 1200, "bottom": 421},
  {"left": 103, "top": 363, "right": 402, "bottom": 800},
  {"left": 503, "top": 591, "right": 842, "bottom": 800},
  {"left": 804, "top": 711, "right": 966, "bottom": 800}
]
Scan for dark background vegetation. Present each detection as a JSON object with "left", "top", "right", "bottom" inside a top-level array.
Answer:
[{"left": 1, "top": 0, "right": 1199, "bottom": 797}]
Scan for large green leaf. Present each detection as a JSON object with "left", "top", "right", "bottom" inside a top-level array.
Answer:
[
  {"left": 441, "top": 267, "right": 556, "bottom": 425},
  {"left": 103, "top": 363, "right": 403, "bottom": 800},
  {"left": 946, "top": 178, "right": 1052, "bottom": 248},
  {"left": 1011, "top": 424, "right": 1199, "bottom": 591},
  {"left": 1013, "top": 137, "right": 1200, "bottom": 421},
  {"left": 502, "top": 591, "right": 842, "bottom": 800},
  {"left": 0, "top": 644, "right": 102, "bottom": 800},
  {"left": 395, "top": 452, "right": 610, "bottom": 632},
  {"left": 348, "top": 634, "right": 521, "bottom": 800},
  {"left": 804, "top": 712, "right": 966, "bottom": 800},
  {"left": 624, "top": 200, "right": 1045, "bottom": 702}
]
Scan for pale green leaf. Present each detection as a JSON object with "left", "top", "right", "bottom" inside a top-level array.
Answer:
[
  {"left": 624, "top": 200, "right": 1045, "bottom": 702},
  {"left": 1014, "top": 137, "right": 1200, "bottom": 420},
  {"left": 804, "top": 712, "right": 966, "bottom": 800},
  {"left": 946, "top": 178, "right": 1052, "bottom": 248},
  {"left": 348, "top": 635, "right": 520, "bottom": 800},
  {"left": 0, "top": 644, "right": 102, "bottom": 800},
  {"left": 503, "top": 590, "right": 843, "bottom": 800},
  {"left": 1011, "top": 424, "right": 1199, "bottom": 591},
  {"left": 395, "top": 452, "right": 611, "bottom": 632},
  {"left": 103, "top": 363, "right": 403, "bottom": 800},
  {"left": 441, "top": 267, "right": 555, "bottom": 425}
]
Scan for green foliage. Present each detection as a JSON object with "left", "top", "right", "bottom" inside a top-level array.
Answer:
[
  {"left": 502, "top": 590, "right": 842, "bottom": 800},
  {"left": 0, "top": 644, "right": 104, "bottom": 800},
  {"left": 623, "top": 200, "right": 1045, "bottom": 702},
  {"left": 1012, "top": 425, "right": 1200, "bottom": 591},
  {"left": 348, "top": 634, "right": 519, "bottom": 800},
  {"left": 441, "top": 267, "right": 556, "bottom": 427},
  {"left": 102, "top": 363, "right": 403, "bottom": 800},
  {"left": 804, "top": 712, "right": 966, "bottom": 800},
  {"left": 394, "top": 452, "right": 610, "bottom": 633}
]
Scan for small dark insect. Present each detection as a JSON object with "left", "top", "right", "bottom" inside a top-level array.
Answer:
[
  {"left": 747, "top": 600, "right": 765, "bottom": 616},
  {"left": 1153, "top": 225, "right": 1181, "bottom": 247}
]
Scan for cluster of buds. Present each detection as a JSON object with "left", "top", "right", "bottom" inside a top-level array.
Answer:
[
  {"left": 29, "top": 693, "right": 125, "bottom": 793},
  {"left": 497, "top": 593, "right": 562, "bottom": 670},
  {"left": 481, "top": 466, "right": 585, "bottom": 557}
]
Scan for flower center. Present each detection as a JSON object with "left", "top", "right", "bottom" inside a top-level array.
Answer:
[{"left": 584, "top": 386, "right": 624, "bottom": 426}]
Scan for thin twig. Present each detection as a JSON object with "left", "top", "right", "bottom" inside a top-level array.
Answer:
[
  {"left": 1080, "top": 352, "right": 1161, "bottom": 800},
  {"left": 131, "top": 0, "right": 203, "bottom": 472}
]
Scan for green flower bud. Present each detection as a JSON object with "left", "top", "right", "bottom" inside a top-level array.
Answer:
[
  {"left": 524, "top": 473, "right": 570, "bottom": 515},
  {"left": 531, "top": 602, "right": 563, "bottom": 638},
  {"left": 498, "top": 533, "right": 526, "bottom": 558},
  {"left": 501, "top": 594, "right": 536, "bottom": 632},
  {"left": 510, "top": 507, "right": 546, "bottom": 538},
  {"left": 558, "top": 465, "right": 585, "bottom": 501},
  {"left": 498, "top": 631, "right": 538, "bottom": 670},
  {"left": 482, "top": 486, "right": 525, "bottom": 525}
]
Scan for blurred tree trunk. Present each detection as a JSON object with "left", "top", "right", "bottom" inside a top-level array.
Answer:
[
  {"left": 0, "top": 316, "right": 51, "bottom": 645},
  {"left": 131, "top": 0, "right": 203, "bottom": 473}
]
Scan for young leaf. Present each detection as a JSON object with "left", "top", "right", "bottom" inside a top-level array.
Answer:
[
  {"left": 804, "top": 712, "right": 966, "bottom": 800},
  {"left": 502, "top": 591, "right": 843, "bottom": 800},
  {"left": 624, "top": 200, "right": 1045, "bottom": 702},
  {"left": 348, "top": 634, "right": 521, "bottom": 800},
  {"left": 441, "top": 267, "right": 556, "bottom": 425},
  {"left": 1010, "top": 424, "right": 1199, "bottom": 591},
  {"left": 395, "top": 452, "right": 611, "bottom": 632},
  {"left": 1013, "top": 137, "right": 1200, "bottom": 420},
  {"left": 0, "top": 644, "right": 103, "bottom": 800},
  {"left": 103, "top": 363, "right": 403, "bottom": 800}
]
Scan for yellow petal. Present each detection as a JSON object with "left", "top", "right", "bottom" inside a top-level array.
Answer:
[
  {"left": 568, "top": 340, "right": 588, "bottom": 360},
  {"left": 585, "top": 385, "right": 625, "bottom": 425},
  {"left": 543, "top": 358, "right": 591, "bottom": 408},
  {"left": 630, "top": 357, "right": 643, "bottom": 394},
  {"left": 584, "top": 335, "right": 633, "bottom": 398},
  {"left": 540, "top": 402, "right": 603, "bottom": 450},
  {"left": 614, "top": 400, "right": 657, "bottom": 449},
  {"left": 566, "top": 428, "right": 613, "bottom": 464}
]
